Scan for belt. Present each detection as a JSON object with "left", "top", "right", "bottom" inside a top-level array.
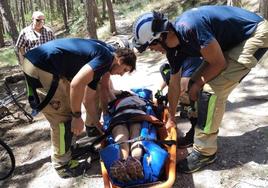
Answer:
[
  {"left": 24, "top": 73, "right": 59, "bottom": 112},
  {"left": 254, "top": 48, "right": 268, "bottom": 61}
]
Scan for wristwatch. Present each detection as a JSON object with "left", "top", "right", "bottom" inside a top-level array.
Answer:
[{"left": 71, "top": 111, "right": 82, "bottom": 118}]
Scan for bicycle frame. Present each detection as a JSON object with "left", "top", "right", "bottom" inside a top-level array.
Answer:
[{"left": 0, "top": 74, "right": 33, "bottom": 122}]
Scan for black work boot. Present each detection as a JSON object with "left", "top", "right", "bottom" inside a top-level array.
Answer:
[
  {"left": 177, "top": 126, "right": 194, "bottom": 148},
  {"left": 55, "top": 159, "right": 91, "bottom": 178},
  {"left": 177, "top": 150, "right": 217, "bottom": 173}
]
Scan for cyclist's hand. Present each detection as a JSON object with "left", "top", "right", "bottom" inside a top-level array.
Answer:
[{"left": 71, "top": 117, "right": 84, "bottom": 136}]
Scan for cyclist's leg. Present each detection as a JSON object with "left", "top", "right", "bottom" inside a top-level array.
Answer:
[{"left": 112, "top": 124, "right": 129, "bottom": 160}]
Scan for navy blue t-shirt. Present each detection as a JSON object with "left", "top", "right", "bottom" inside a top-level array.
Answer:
[
  {"left": 25, "top": 38, "right": 115, "bottom": 89},
  {"left": 168, "top": 5, "right": 263, "bottom": 74},
  {"left": 181, "top": 57, "right": 202, "bottom": 77}
]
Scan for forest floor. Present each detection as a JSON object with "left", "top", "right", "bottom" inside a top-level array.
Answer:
[{"left": 1, "top": 1, "right": 268, "bottom": 187}]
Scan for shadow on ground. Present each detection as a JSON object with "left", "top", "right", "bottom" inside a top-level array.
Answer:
[{"left": 174, "top": 126, "right": 268, "bottom": 187}]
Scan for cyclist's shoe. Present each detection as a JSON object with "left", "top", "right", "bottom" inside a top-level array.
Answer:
[
  {"left": 126, "top": 156, "right": 144, "bottom": 180},
  {"left": 55, "top": 159, "right": 90, "bottom": 179},
  {"left": 177, "top": 150, "right": 217, "bottom": 173},
  {"left": 86, "top": 126, "right": 101, "bottom": 137},
  {"left": 177, "top": 127, "right": 194, "bottom": 148},
  {"left": 110, "top": 159, "right": 131, "bottom": 183}
]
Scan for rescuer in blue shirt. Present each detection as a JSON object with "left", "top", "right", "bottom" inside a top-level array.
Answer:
[
  {"left": 23, "top": 38, "right": 137, "bottom": 178},
  {"left": 132, "top": 5, "right": 268, "bottom": 173}
]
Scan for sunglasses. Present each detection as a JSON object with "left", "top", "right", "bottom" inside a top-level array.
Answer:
[{"left": 35, "top": 19, "right": 45, "bottom": 23}]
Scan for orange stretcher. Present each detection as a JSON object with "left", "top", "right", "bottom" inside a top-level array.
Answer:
[{"left": 100, "top": 108, "right": 177, "bottom": 188}]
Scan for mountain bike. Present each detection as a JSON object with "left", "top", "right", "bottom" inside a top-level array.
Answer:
[
  {"left": 0, "top": 73, "right": 33, "bottom": 122},
  {"left": 0, "top": 139, "right": 15, "bottom": 180},
  {"left": 0, "top": 73, "right": 32, "bottom": 180}
]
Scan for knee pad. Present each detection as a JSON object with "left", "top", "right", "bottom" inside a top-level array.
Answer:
[{"left": 197, "top": 91, "right": 217, "bottom": 133}]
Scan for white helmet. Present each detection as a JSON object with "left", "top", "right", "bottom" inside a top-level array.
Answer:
[{"left": 132, "top": 11, "right": 169, "bottom": 52}]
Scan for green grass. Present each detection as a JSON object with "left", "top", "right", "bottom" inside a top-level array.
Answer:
[{"left": 0, "top": 47, "right": 18, "bottom": 67}]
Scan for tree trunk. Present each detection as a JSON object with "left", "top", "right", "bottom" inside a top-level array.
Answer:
[
  {"left": 102, "top": 0, "right": 106, "bottom": 19},
  {"left": 50, "top": 0, "right": 55, "bottom": 25},
  {"left": 60, "top": 0, "right": 69, "bottom": 32},
  {"left": 20, "top": 0, "right": 25, "bottom": 28},
  {"left": 260, "top": 0, "right": 268, "bottom": 19},
  {"left": 93, "top": 0, "right": 103, "bottom": 25},
  {"left": 49, "top": 0, "right": 54, "bottom": 21},
  {"left": 29, "top": 0, "right": 33, "bottom": 14},
  {"left": 66, "top": 0, "right": 71, "bottom": 19},
  {"left": 22, "top": 0, "right": 26, "bottom": 14},
  {"left": 0, "top": 13, "right": 5, "bottom": 35},
  {"left": 0, "top": 0, "right": 19, "bottom": 45},
  {"left": 84, "top": 0, "right": 98, "bottom": 39},
  {"left": 106, "top": 0, "right": 117, "bottom": 35},
  {"left": 227, "top": 0, "right": 241, "bottom": 6},
  {"left": 14, "top": 0, "right": 20, "bottom": 29},
  {"left": 0, "top": 15, "right": 5, "bottom": 47}
]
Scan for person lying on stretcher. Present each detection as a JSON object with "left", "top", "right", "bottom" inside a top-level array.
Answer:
[
  {"left": 101, "top": 89, "right": 168, "bottom": 185},
  {"left": 109, "top": 93, "right": 145, "bottom": 182}
]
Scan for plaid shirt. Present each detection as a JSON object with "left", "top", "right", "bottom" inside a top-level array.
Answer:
[{"left": 16, "top": 24, "right": 55, "bottom": 52}]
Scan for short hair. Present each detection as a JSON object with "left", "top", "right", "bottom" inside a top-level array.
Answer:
[
  {"left": 32, "top": 11, "right": 45, "bottom": 19},
  {"left": 115, "top": 48, "right": 136, "bottom": 73}
]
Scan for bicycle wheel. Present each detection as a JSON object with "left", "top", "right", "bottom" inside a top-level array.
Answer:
[{"left": 0, "top": 139, "right": 15, "bottom": 180}]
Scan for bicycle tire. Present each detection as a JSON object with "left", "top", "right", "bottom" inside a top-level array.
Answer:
[
  {"left": 0, "top": 139, "right": 15, "bottom": 180},
  {"left": 4, "top": 81, "right": 33, "bottom": 122}
]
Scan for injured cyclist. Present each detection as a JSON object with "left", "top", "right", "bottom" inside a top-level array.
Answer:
[{"left": 100, "top": 89, "right": 168, "bottom": 185}]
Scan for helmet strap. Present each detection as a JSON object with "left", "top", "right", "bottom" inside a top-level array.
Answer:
[
  {"left": 158, "top": 32, "right": 170, "bottom": 51},
  {"left": 158, "top": 24, "right": 179, "bottom": 51}
]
